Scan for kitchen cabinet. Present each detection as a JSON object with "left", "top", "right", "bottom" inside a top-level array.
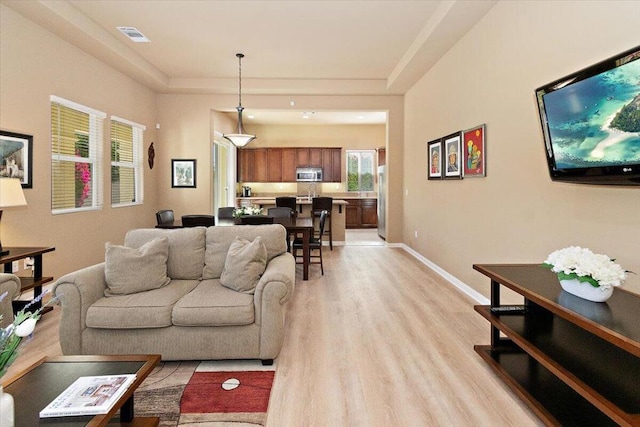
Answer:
[
  {"left": 238, "top": 147, "right": 341, "bottom": 183},
  {"left": 322, "top": 148, "right": 342, "bottom": 182},
  {"left": 237, "top": 148, "right": 268, "bottom": 182},
  {"left": 346, "top": 198, "right": 377, "bottom": 228},
  {"left": 268, "top": 148, "right": 283, "bottom": 182},
  {"left": 282, "top": 148, "right": 297, "bottom": 182},
  {"left": 297, "top": 148, "right": 323, "bottom": 168},
  {"left": 378, "top": 148, "right": 386, "bottom": 167}
]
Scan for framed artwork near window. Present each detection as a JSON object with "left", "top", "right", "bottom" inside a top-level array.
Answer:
[
  {"left": 0, "top": 130, "right": 33, "bottom": 188},
  {"left": 443, "top": 131, "right": 462, "bottom": 180},
  {"left": 171, "top": 159, "right": 196, "bottom": 188},
  {"left": 427, "top": 138, "right": 442, "bottom": 180},
  {"left": 463, "top": 124, "right": 486, "bottom": 177}
]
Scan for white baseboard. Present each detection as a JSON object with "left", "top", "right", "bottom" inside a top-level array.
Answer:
[{"left": 401, "top": 244, "right": 490, "bottom": 305}]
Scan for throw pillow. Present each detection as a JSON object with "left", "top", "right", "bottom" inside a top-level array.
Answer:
[
  {"left": 104, "top": 237, "right": 171, "bottom": 296},
  {"left": 220, "top": 236, "right": 267, "bottom": 294}
]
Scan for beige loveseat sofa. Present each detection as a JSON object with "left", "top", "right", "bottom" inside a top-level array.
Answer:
[{"left": 53, "top": 225, "right": 295, "bottom": 364}]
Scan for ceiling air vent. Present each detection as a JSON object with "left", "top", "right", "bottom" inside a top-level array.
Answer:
[{"left": 116, "top": 27, "right": 150, "bottom": 43}]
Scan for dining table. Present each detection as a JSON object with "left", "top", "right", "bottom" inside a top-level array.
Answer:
[{"left": 157, "top": 216, "right": 315, "bottom": 280}]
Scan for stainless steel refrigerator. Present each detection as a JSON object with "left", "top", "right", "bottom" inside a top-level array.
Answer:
[{"left": 377, "top": 165, "right": 386, "bottom": 239}]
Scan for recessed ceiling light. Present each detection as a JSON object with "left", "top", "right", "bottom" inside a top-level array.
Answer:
[
  {"left": 116, "top": 27, "right": 151, "bottom": 43},
  {"left": 290, "top": 101, "right": 295, "bottom": 107},
  {"left": 247, "top": 115, "right": 255, "bottom": 119}
]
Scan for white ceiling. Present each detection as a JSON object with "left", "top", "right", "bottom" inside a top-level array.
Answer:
[{"left": 3, "top": 0, "right": 497, "bottom": 124}]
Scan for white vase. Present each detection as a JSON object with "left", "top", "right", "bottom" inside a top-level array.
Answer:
[
  {"left": 0, "top": 385, "right": 14, "bottom": 427},
  {"left": 559, "top": 278, "right": 613, "bottom": 303}
]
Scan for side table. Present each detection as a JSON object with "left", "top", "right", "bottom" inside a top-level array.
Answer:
[{"left": 0, "top": 246, "right": 55, "bottom": 313}]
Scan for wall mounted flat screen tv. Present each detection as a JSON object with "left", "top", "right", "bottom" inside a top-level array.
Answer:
[{"left": 535, "top": 46, "right": 640, "bottom": 186}]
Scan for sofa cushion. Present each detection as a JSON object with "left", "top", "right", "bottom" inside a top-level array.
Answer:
[
  {"left": 220, "top": 236, "right": 267, "bottom": 294},
  {"left": 104, "top": 237, "right": 171, "bottom": 296},
  {"left": 172, "top": 279, "right": 255, "bottom": 326},
  {"left": 203, "top": 224, "right": 287, "bottom": 279},
  {"left": 125, "top": 228, "right": 206, "bottom": 280},
  {"left": 87, "top": 279, "right": 200, "bottom": 329}
]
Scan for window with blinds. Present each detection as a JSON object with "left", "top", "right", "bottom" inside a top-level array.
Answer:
[
  {"left": 51, "top": 96, "right": 105, "bottom": 214},
  {"left": 111, "top": 117, "right": 144, "bottom": 207}
]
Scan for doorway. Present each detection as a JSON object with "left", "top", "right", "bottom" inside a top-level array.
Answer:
[{"left": 213, "top": 138, "right": 235, "bottom": 214}]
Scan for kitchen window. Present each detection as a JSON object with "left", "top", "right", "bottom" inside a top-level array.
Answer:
[
  {"left": 346, "top": 150, "right": 375, "bottom": 192},
  {"left": 111, "top": 117, "right": 145, "bottom": 207},
  {"left": 51, "top": 96, "right": 105, "bottom": 214}
]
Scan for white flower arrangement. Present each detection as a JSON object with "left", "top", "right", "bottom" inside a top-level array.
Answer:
[
  {"left": 542, "top": 246, "right": 627, "bottom": 290},
  {"left": 232, "top": 206, "right": 263, "bottom": 218},
  {"left": 0, "top": 290, "right": 58, "bottom": 377}
]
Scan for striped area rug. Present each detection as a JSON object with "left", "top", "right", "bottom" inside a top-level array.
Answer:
[{"left": 134, "top": 360, "right": 276, "bottom": 426}]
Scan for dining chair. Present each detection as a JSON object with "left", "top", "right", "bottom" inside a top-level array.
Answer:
[
  {"left": 181, "top": 215, "right": 215, "bottom": 227},
  {"left": 267, "top": 207, "right": 294, "bottom": 218},
  {"left": 311, "top": 197, "right": 333, "bottom": 250},
  {"left": 217, "top": 207, "right": 235, "bottom": 219},
  {"left": 292, "top": 209, "right": 327, "bottom": 275},
  {"left": 268, "top": 207, "right": 295, "bottom": 250},
  {"left": 240, "top": 215, "right": 275, "bottom": 225},
  {"left": 155, "top": 209, "right": 174, "bottom": 225}
]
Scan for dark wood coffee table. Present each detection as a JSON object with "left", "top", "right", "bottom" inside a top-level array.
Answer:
[{"left": 2, "top": 354, "right": 161, "bottom": 427}]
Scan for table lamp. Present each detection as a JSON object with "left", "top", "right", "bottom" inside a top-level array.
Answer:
[{"left": 0, "top": 178, "right": 27, "bottom": 256}]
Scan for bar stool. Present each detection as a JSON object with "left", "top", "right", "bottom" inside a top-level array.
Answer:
[
  {"left": 311, "top": 197, "right": 333, "bottom": 250},
  {"left": 276, "top": 197, "right": 298, "bottom": 215}
]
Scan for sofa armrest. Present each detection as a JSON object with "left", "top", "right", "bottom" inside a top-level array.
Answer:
[
  {"left": 253, "top": 252, "right": 295, "bottom": 360},
  {"left": 53, "top": 263, "right": 107, "bottom": 354},
  {"left": 255, "top": 252, "right": 295, "bottom": 307},
  {"left": 0, "top": 273, "right": 20, "bottom": 328}
]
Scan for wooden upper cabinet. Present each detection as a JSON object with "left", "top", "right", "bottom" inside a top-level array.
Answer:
[
  {"left": 239, "top": 147, "right": 341, "bottom": 183},
  {"left": 252, "top": 148, "right": 268, "bottom": 182},
  {"left": 321, "top": 148, "right": 342, "bottom": 182},
  {"left": 282, "top": 148, "right": 297, "bottom": 182},
  {"left": 378, "top": 148, "right": 386, "bottom": 167},
  {"left": 237, "top": 149, "right": 252, "bottom": 182},
  {"left": 267, "top": 148, "right": 283, "bottom": 182},
  {"left": 297, "top": 148, "right": 322, "bottom": 167}
]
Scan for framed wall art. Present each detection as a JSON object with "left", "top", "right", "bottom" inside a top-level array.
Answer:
[
  {"left": 443, "top": 131, "right": 462, "bottom": 179},
  {"left": 0, "top": 130, "right": 33, "bottom": 188},
  {"left": 171, "top": 159, "right": 197, "bottom": 188},
  {"left": 463, "top": 124, "right": 486, "bottom": 177},
  {"left": 427, "top": 138, "right": 442, "bottom": 180}
]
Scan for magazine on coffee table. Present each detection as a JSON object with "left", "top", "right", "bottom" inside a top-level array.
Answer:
[{"left": 40, "top": 374, "right": 136, "bottom": 418}]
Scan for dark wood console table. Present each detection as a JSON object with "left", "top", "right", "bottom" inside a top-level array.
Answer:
[
  {"left": 0, "top": 246, "right": 55, "bottom": 312},
  {"left": 473, "top": 264, "right": 639, "bottom": 426}
]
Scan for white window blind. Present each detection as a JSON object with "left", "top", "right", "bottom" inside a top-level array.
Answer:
[
  {"left": 110, "top": 117, "right": 145, "bottom": 207},
  {"left": 51, "top": 96, "right": 105, "bottom": 214},
  {"left": 346, "top": 150, "right": 375, "bottom": 191}
]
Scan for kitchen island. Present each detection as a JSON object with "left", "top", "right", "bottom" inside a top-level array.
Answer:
[{"left": 237, "top": 197, "right": 348, "bottom": 243}]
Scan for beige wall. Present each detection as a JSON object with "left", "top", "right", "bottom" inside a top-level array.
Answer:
[
  {"left": 0, "top": 5, "right": 158, "bottom": 279},
  {"left": 157, "top": 94, "right": 404, "bottom": 242},
  {"left": 404, "top": 0, "right": 640, "bottom": 297}
]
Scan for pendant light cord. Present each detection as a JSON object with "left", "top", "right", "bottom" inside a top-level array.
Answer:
[{"left": 237, "top": 53, "right": 244, "bottom": 108}]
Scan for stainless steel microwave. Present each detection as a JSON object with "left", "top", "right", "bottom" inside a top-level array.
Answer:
[{"left": 296, "top": 167, "right": 323, "bottom": 182}]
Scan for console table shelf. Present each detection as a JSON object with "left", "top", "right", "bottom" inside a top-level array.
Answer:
[{"left": 473, "top": 264, "right": 640, "bottom": 427}]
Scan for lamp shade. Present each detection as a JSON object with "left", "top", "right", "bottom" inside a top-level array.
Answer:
[{"left": 0, "top": 178, "right": 27, "bottom": 207}]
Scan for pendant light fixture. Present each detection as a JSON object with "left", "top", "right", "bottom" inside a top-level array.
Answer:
[{"left": 223, "top": 53, "right": 256, "bottom": 148}]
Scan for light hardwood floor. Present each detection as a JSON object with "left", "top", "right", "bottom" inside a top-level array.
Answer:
[{"left": 5, "top": 246, "right": 542, "bottom": 426}]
